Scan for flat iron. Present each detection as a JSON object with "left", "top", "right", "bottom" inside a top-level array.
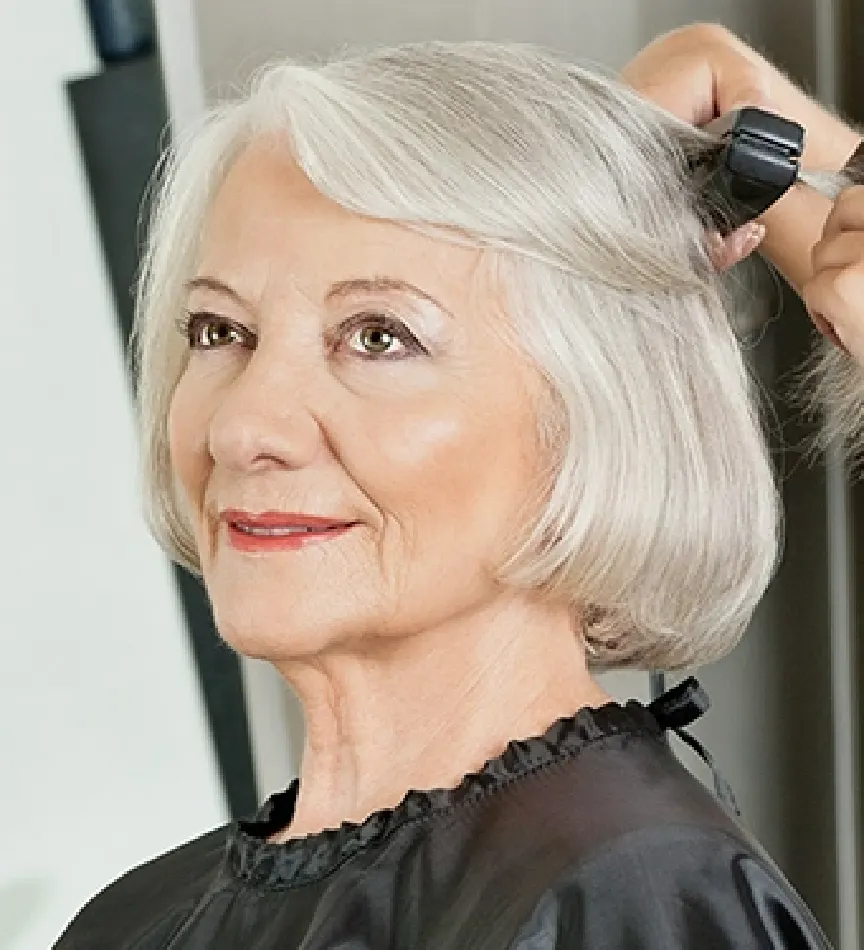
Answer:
[{"left": 695, "top": 106, "right": 805, "bottom": 234}]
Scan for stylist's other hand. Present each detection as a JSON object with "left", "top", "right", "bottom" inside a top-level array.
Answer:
[
  {"left": 623, "top": 24, "right": 861, "bottom": 272},
  {"left": 804, "top": 186, "right": 864, "bottom": 362}
]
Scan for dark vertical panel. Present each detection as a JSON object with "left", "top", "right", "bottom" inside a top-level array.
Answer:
[
  {"left": 839, "top": 0, "right": 864, "bottom": 924},
  {"left": 66, "top": 56, "right": 258, "bottom": 819},
  {"left": 765, "top": 290, "right": 837, "bottom": 942},
  {"left": 172, "top": 568, "right": 259, "bottom": 818}
]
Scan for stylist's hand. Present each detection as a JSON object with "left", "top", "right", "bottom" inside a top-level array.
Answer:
[
  {"left": 623, "top": 23, "right": 861, "bottom": 272},
  {"left": 623, "top": 22, "right": 856, "bottom": 168},
  {"left": 804, "top": 186, "right": 864, "bottom": 363}
]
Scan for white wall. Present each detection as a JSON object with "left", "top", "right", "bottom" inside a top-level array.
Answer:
[{"left": 0, "top": 5, "right": 227, "bottom": 949}]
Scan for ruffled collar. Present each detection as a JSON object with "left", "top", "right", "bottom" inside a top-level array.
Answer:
[{"left": 226, "top": 698, "right": 664, "bottom": 889}]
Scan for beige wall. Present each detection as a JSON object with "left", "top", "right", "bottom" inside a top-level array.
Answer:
[{"left": 192, "top": 0, "right": 788, "bottom": 95}]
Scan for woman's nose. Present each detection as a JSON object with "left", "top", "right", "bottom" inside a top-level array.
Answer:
[{"left": 206, "top": 352, "right": 324, "bottom": 474}]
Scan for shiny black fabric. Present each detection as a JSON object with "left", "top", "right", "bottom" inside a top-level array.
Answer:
[{"left": 54, "top": 698, "right": 832, "bottom": 948}]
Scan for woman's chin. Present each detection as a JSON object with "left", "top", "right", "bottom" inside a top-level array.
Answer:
[{"left": 211, "top": 605, "right": 350, "bottom": 661}]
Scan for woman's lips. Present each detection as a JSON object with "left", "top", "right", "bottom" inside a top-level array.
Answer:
[
  {"left": 225, "top": 522, "right": 354, "bottom": 552},
  {"left": 220, "top": 510, "right": 356, "bottom": 553}
]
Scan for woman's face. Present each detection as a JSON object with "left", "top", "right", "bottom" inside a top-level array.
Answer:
[{"left": 169, "top": 140, "right": 547, "bottom": 659}]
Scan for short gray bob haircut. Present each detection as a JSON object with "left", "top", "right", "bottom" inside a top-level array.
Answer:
[{"left": 136, "top": 40, "right": 790, "bottom": 671}]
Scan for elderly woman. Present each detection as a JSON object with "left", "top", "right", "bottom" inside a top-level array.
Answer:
[{"left": 55, "top": 28, "right": 853, "bottom": 950}]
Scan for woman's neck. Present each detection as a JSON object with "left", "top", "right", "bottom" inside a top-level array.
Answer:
[{"left": 270, "top": 595, "right": 612, "bottom": 842}]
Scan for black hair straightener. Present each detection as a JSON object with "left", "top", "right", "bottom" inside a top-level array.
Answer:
[{"left": 695, "top": 106, "right": 805, "bottom": 234}]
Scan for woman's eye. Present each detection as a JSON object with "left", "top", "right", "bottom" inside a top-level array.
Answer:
[
  {"left": 179, "top": 313, "right": 254, "bottom": 350},
  {"left": 176, "top": 310, "right": 426, "bottom": 359},
  {"left": 343, "top": 315, "right": 427, "bottom": 359},
  {"left": 348, "top": 324, "right": 403, "bottom": 356}
]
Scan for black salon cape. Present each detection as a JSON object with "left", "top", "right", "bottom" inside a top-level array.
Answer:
[{"left": 54, "top": 690, "right": 832, "bottom": 949}]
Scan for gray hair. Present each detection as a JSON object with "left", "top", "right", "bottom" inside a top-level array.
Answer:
[
  {"left": 799, "top": 338, "right": 864, "bottom": 470},
  {"left": 133, "top": 40, "right": 831, "bottom": 670}
]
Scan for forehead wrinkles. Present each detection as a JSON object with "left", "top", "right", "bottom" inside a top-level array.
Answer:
[{"left": 259, "top": 266, "right": 318, "bottom": 318}]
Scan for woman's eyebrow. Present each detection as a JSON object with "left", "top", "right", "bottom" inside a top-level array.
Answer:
[
  {"left": 184, "top": 276, "right": 253, "bottom": 311},
  {"left": 325, "top": 277, "right": 455, "bottom": 320},
  {"left": 184, "top": 275, "right": 455, "bottom": 320}
]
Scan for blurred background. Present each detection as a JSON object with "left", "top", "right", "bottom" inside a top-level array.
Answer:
[{"left": 1, "top": 1, "right": 861, "bottom": 947}]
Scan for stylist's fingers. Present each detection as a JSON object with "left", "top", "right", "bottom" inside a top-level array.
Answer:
[
  {"left": 802, "top": 265, "right": 864, "bottom": 358},
  {"left": 820, "top": 185, "right": 864, "bottom": 241},
  {"left": 711, "top": 63, "right": 775, "bottom": 118},
  {"left": 708, "top": 223, "right": 766, "bottom": 271},
  {"left": 804, "top": 187, "right": 864, "bottom": 361},
  {"left": 623, "top": 53, "right": 715, "bottom": 124},
  {"left": 622, "top": 24, "right": 773, "bottom": 125},
  {"left": 811, "top": 230, "right": 864, "bottom": 274},
  {"left": 626, "top": 23, "right": 861, "bottom": 171}
]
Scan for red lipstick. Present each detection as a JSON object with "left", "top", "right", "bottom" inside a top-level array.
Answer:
[{"left": 220, "top": 510, "right": 356, "bottom": 553}]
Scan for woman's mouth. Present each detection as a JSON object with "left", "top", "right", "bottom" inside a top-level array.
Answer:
[{"left": 220, "top": 510, "right": 357, "bottom": 552}]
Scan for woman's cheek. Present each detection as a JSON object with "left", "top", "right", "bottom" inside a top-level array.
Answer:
[
  {"left": 168, "top": 371, "right": 213, "bottom": 500},
  {"left": 405, "top": 413, "right": 467, "bottom": 466},
  {"left": 333, "top": 356, "right": 443, "bottom": 401},
  {"left": 336, "top": 358, "right": 503, "bottom": 477}
]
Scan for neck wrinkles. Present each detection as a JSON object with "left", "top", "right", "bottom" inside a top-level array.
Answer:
[{"left": 270, "top": 594, "right": 612, "bottom": 842}]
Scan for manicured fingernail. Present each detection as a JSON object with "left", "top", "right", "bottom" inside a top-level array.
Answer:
[{"left": 740, "top": 223, "right": 766, "bottom": 254}]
